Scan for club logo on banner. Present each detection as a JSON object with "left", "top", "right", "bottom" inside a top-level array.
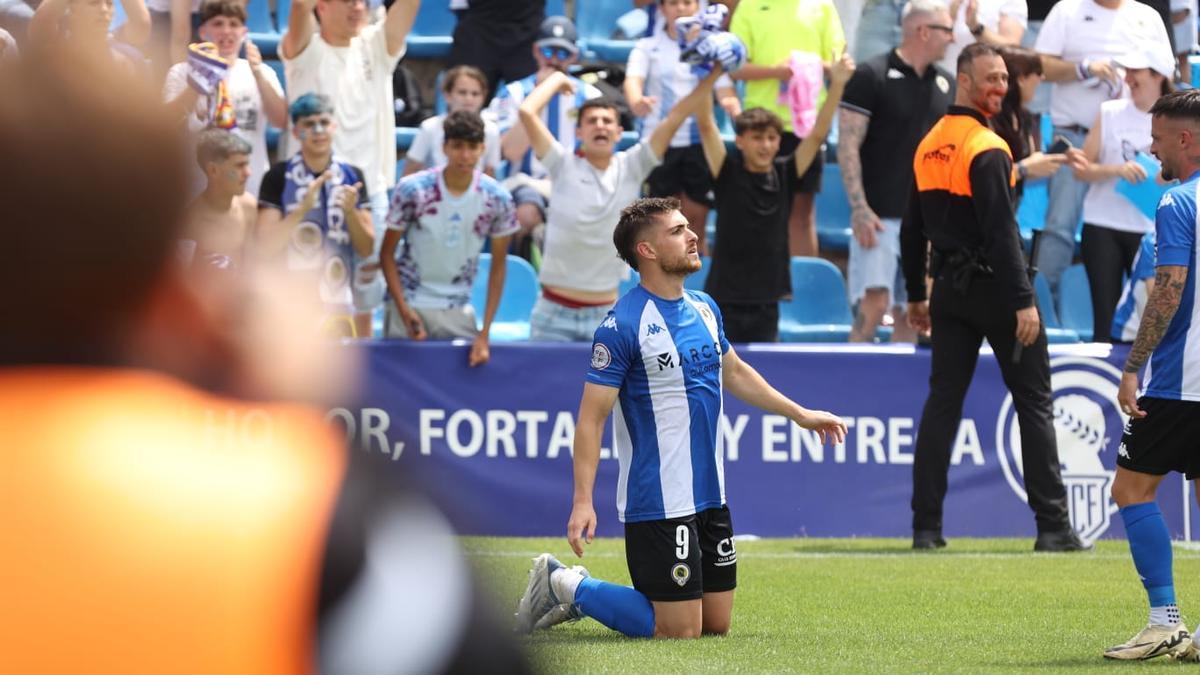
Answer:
[{"left": 995, "top": 356, "right": 1128, "bottom": 545}]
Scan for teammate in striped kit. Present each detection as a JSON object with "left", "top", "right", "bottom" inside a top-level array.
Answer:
[
  {"left": 1111, "top": 232, "right": 1157, "bottom": 343},
  {"left": 514, "top": 198, "right": 847, "bottom": 639},
  {"left": 1109, "top": 89, "right": 1200, "bottom": 661}
]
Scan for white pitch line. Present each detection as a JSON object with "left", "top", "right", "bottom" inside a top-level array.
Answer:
[{"left": 463, "top": 548, "right": 1200, "bottom": 561}]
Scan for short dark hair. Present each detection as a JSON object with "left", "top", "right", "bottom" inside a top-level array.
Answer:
[
  {"left": 443, "top": 110, "right": 486, "bottom": 145},
  {"left": 199, "top": 0, "right": 246, "bottom": 25},
  {"left": 613, "top": 197, "right": 681, "bottom": 271},
  {"left": 196, "top": 128, "right": 251, "bottom": 167},
  {"left": 957, "top": 42, "right": 1002, "bottom": 75},
  {"left": 442, "top": 65, "right": 488, "bottom": 94},
  {"left": 734, "top": 107, "right": 783, "bottom": 136},
  {"left": 579, "top": 97, "right": 621, "bottom": 122},
  {"left": 1150, "top": 89, "right": 1200, "bottom": 122}
]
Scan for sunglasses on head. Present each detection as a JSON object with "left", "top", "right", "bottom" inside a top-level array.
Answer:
[
  {"left": 924, "top": 23, "right": 953, "bottom": 33},
  {"left": 539, "top": 45, "right": 573, "bottom": 61}
]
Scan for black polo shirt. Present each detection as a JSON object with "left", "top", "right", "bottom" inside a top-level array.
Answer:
[{"left": 840, "top": 50, "right": 953, "bottom": 219}]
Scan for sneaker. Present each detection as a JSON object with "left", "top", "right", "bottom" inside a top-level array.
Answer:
[
  {"left": 532, "top": 565, "right": 590, "bottom": 631},
  {"left": 513, "top": 553, "right": 566, "bottom": 635},
  {"left": 1103, "top": 623, "right": 1190, "bottom": 660},
  {"left": 1169, "top": 634, "right": 1200, "bottom": 662}
]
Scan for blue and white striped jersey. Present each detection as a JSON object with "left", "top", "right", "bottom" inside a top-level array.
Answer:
[
  {"left": 1144, "top": 173, "right": 1200, "bottom": 401},
  {"left": 586, "top": 286, "right": 731, "bottom": 523},
  {"left": 1111, "top": 232, "right": 1156, "bottom": 342},
  {"left": 486, "top": 74, "right": 601, "bottom": 180}
]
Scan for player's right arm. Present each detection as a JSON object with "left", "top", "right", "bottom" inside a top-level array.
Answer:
[{"left": 568, "top": 382, "right": 619, "bottom": 558}]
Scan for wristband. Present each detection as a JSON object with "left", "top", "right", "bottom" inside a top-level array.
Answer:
[
  {"left": 1076, "top": 59, "right": 1091, "bottom": 81},
  {"left": 1017, "top": 162, "right": 1029, "bottom": 181}
]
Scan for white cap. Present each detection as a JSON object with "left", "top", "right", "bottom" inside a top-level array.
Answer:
[{"left": 1114, "top": 46, "right": 1176, "bottom": 80}]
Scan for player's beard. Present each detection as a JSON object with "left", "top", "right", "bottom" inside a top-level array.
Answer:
[{"left": 659, "top": 254, "right": 702, "bottom": 277}]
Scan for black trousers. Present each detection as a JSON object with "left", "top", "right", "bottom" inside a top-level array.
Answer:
[
  {"left": 911, "top": 275, "right": 1070, "bottom": 534},
  {"left": 1081, "top": 224, "right": 1144, "bottom": 344},
  {"left": 719, "top": 302, "right": 780, "bottom": 343}
]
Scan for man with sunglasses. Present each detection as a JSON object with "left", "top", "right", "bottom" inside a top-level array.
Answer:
[
  {"left": 839, "top": 0, "right": 954, "bottom": 344},
  {"left": 487, "top": 15, "right": 602, "bottom": 260}
]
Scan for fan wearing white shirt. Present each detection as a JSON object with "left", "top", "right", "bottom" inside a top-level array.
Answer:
[
  {"left": 402, "top": 65, "right": 502, "bottom": 178},
  {"left": 163, "top": 0, "right": 287, "bottom": 199},
  {"left": 519, "top": 68, "right": 726, "bottom": 342}
]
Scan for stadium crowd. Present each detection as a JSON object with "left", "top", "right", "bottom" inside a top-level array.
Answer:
[{"left": 0, "top": 0, "right": 1190, "bottom": 356}]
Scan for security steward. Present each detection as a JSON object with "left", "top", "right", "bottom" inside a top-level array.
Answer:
[{"left": 900, "top": 43, "right": 1088, "bottom": 553}]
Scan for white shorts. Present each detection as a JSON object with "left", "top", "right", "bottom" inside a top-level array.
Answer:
[{"left": 847, "top": 217, "right": 907, "bottom": 306}]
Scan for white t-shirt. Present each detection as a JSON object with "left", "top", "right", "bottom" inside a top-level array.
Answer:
[
  {"left": 146, "top": 0, "right": 198, "bottom": 12},
  {"left": 1172, "top": 0, "right": 1198, "bottom": 53},
  {"left": 627, "top": 30, "right": 732, "bottom": 148},
  {"left": 539, "top": 141, "right": 662, "bottom": 292},
  {"left": 937, "top": 0, "right": 1028, "bottom": 73},
  {"left": 1081, "top": 98, "right": 1155, "bottom": 233},
  {"left": 283, "top": 23, "right": 404, "bottom": 196},
  {"left": 407, "top": 114, "right": 502, "bottom": 172},
  {"left": 163, "top": 59, "right": 283, "bottom": 197},
  {"left": 486, "top": 74, "right": 602, "bottom": 179},
  {"left": 1036, "top": 0, "right": 1169, "bottom": 128}
]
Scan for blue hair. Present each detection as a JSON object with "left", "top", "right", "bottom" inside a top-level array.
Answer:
[{"left": 289, "top": 93, "right": 334, "bottom": 123}]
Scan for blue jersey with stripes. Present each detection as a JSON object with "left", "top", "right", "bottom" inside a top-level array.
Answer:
[
  {"left": 485, "top": 74, "right": 601, "bottom": 180},
  {"left": 1144, "top": 173, "right": 1200, "bottom": 401},
  {"left": 1111, "top": 232, "right": 1156, "bottom": 342},
  {"left": 586, "top": 286, "right": 731, "bottom": 523}
]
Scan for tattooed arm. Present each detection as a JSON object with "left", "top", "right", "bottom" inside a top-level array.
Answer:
[
  {"left": 836, "top": 108, "right": 884, "bottom": 249},
  {"left": 1117, "top": 265, "right": 1189, "bottom": 417}
]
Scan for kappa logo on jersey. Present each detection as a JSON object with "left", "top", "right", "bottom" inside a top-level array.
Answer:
[
  {"left": 646, "top": 323, "right": 665, "bottom": 336},
  {"left": 1160, "top": 192, "right": 1176, "bottom": 209},
  {"left": 591, "top": 343, "right": 612, "bottom": 370},
  {"left": 996, "top": 356, "right": 1128, "bottom": 546},
  {"left": 600, "top": 315, "right": 618, "bottom": 331}
]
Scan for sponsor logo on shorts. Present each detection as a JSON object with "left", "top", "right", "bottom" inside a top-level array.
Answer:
[
  {"left": 671, "top": 563, "right": 691, "bottom": 587},
  {"left": 996, "top": 357, "right": 1128, "bottom": 546},
  {"left": 591, "top": 343, "right": 611, "bottom": 370},
  {"left": 714, "top": 537, "right": 737, "bottom": 567}
]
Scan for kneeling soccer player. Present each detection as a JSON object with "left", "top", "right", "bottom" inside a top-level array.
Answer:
[{"left": 513, "top": 197, "right": 847, "bottom": 638}]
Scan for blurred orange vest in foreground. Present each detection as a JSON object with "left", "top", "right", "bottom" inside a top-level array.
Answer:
[{"left": 0, "top": 368, "right": 345, "bottom": 675}]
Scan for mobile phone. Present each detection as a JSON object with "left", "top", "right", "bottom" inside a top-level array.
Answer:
[{"left": 1047, "top": 135, "right": 1072, "bottom": 154}]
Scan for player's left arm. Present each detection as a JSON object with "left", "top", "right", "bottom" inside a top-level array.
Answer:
[
  {"left": 1119, "top": 265, "right": 1189, "bottom": 416},
  {"left": 722, "top": 346, "right": 847, "bottom": 443}
]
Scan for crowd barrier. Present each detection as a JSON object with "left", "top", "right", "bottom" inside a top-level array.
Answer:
[{"left": 331, "top": 341, "right": 1197, "bottom": 544}]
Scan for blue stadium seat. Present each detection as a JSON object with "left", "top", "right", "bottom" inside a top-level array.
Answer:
[
  {"left": 616, "top": 130, "right": 639, "bottom": 151},
  {"left": 245, "top": 0, "right": 274, "bottom": 35},
  {"left": 472, "top": 253, "right": 539, "bottom": 341},
  {"left": 1059, "top": 263, "right": 1094, "bottom": 342},
  {"left": 683, "top": 256, "right": 711, "bottom": 291},
  {"left": 275, "top": 0, "right": 291, "bottom": 34},
  {"left": 575, "top": 1, "right": 636, "bottom": 63},
  {"left": 406, "top": 1, "right": 456, "bottom": 59},
  {"left": 1034, "top": 273, "right": 1081, "bottom": 343},
  {"left": 1016, "top": 177, "right": 1048, "bottom": 243},
  {"left": 815, "top": 163, "right": 851, "bottom": 252},
  {"left": 778, "top": 257, "right": 853, "bottom": 342},
  {"left": 250, "top": 32, "right": 281, "bottom": 60},
  {"left": 396, "top": 127, "right": 418, "bottom": 151}
]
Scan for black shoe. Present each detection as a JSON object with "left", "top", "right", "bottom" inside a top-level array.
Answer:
[
  {"left": 1034, "top": 529, "right": 1093, "bottom": 552},
  {"left": 913, "top": 530, "right": 947, "bottom": 549}
]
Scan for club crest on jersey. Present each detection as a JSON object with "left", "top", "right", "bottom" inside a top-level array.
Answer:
[
  {"left": 671, "top": 563, "right": 691, "bottom": 587},
  {"left": 591, "top": 343, "right": 612, "bottom": 370},
  {"left": 995, "top": 356, "right": 1127, "bottom": 546}
]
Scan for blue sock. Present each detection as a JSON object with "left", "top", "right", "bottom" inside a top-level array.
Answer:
[
  {"left": 573, "top": 576, "right": 655, "bottom": 638},
  {"left": 1120, "top": 502, "right": 1176, "bottom": 611}
]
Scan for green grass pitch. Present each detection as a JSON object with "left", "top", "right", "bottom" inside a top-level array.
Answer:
[{"left": 465, "top": 537, "right": 1200, "bottom": 674}]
